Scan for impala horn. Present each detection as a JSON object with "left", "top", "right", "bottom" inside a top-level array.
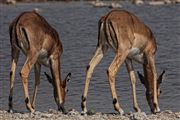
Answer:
[
  {"left": 63, "top": 73, "right": 71, "bottom": 87},
  {"left": 44, "top": 72, "right": 54, "bottom": 85},
  {"left": 44, "top": 72, "right": 71, "bottom": 86},
  {"left": 137, "top": 70, "right": 166, "bottom": 86}
]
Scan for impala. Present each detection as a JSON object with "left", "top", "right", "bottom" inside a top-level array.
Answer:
[
  {"left": 8, "top": 10, "right": 71, "bottom": 113},
  {"left": 81, "top": 9, "right": 165, "bottom": 115}
]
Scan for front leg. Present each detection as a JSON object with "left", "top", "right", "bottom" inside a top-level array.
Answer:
[
  {"left": 20, "top": 52, "right": 38, "bottom": 113},
  {"left": 125, "top": 59, "right": 141, "bottom": 112},
  {"left": 81, "top": 46, "right": 104, "bottom": 114},
  {"left": 50, "top": 57, "right": 65, "bottom": 113},
  {"left": 31, "top": 62, "right": 41, "bottom": 109},
  {"left": 147, "top": 54, "right": 160, "bottom": 113}
]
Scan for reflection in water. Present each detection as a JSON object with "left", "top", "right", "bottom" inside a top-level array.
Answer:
[{"left": 0, "top": 2, "right": 179, "bottom": 113}]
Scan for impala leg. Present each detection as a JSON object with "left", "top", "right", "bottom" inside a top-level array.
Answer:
[
  {"left": 143, "top": 62, "right": 154, "bottom": 112},
  {"left": 20, "top": 52, "right": 38, "bottom": 113},
  {"left": 81, "top": 46, "right": 104, "bottom": 114},
  {"left": 147, "top": 55, "right": 160, "bottom": 113},
  {"left": 107, "top": 52, "right": 128, "bottom": 115},
  {"left": 8, "top": 47, "right": 20, "bottom": 113},
  {"left": 50, "top": 58, "right": 65, "bottom": 113},
  {"left": 31, "top": 62, "right": 41, "bottom": 109},
  {"left": 125, "top": 59, "right": 141, "bottom": 112}
]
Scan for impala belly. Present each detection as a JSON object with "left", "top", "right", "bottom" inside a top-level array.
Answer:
[
  {"left": 127, "top": 48, "right": 144, "bottom": 64},
  {"left": 38, "top": 49, "right": 50, "bottom": 67}
]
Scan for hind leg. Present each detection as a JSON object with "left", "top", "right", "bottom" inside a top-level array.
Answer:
[
  {"left": 81, "top": 46, "right": 104, "bottom": 114},
  {"left": 20, "top": 51, "right": 38, "bottom": 113},
  {"left": 107, "top": 51, "right": 128, "bottom": 115},
  {"left": 8, "top": 46, "right": 20, "bottom": 113}
]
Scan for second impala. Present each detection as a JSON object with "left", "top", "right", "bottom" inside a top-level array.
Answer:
[
  {"left": 81, "top": 9, "right": 165, "bottom": 115},
  {"left": 9, "top": 11, "right": 71, "bottom": 113}
]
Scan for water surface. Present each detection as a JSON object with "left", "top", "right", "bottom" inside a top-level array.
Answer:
[{"left": 0, "top": 1, "right": 179, "bottom": 113}]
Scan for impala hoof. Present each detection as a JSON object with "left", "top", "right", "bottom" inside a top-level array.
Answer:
[
  {"left": 58, "top": 105, "right": 67, "bottom": 114},
  {"left": 151, "top": 107, "right": 161, "bottom": 114},
  {"left": 30, "top": 108, "right": 35, "bottom": 113},
  {"left": 8, "top": 109, "right": 13, "bottom": 113},
  {"left": 117, "top": 109, "right": 124, "bottom": 116},
  {"left": 134, "top": 107, "right": 141, "bottom": 113},
  {"left": 154, "top": 107, "right": 161, "bottom": 113},
  {"left": 81, "top": 111, "right": 87, "bottom": 116}
]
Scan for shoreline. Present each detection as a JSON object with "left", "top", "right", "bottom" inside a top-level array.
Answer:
[
  {"left": 0, "top": 109, "right": 180, "bottom": 120},
  {"left": 1, "top": 0, "right": 180, "bottom": 5}
]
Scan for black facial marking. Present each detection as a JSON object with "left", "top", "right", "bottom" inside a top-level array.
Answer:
[
  {"left": 113, "top": 98, "right": 117, "bottom": 105},
  {"left": 82, "top": 95, "right": 86, "bottom": 102},
  {"left": 10, "top": 71, "right": 13, "bottom": 76},
  {"left": 25, "top": 97, "right": 29, "bottom": 104},
  {"left": 87, "top": 65, "right": 90, "bottom": 71}
]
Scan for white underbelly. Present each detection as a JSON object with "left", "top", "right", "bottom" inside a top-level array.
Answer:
[
  {"left": 37, "top": 49, "right": 50, "bottom": 67},
  {"left": 127, "top": 48, "right": 144, "bottom": 64}
]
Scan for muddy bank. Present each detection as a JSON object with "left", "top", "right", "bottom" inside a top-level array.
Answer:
[{"left": 0, "top": 109, "right": 180, "bottom": 120}]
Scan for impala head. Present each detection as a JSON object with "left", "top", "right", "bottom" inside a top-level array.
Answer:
[
  {"left": 137, "top": 70, "right": 165, "bottom": 113},
  {"left": 44, "top": 72, "right": 71, "bottom": 105}
]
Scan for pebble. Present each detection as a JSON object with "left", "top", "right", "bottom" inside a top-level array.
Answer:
[
  {"left": 175, "top": 112, "right": 180, "bottom": 118},
  {"left": 131, "top": 112, "right": 147, "bottom": 120},
  {"left": 0, "top": 110, "right": 179, "bottom": 120}
]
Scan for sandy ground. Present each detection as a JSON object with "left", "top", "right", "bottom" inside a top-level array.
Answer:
[{"left": 0, "top": 109, "right": 180, "bottom": 120}]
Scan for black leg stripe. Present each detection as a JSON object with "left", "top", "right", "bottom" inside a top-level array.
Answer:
[
  {"left": 87, "top": 65, "right": 90, "bottom": 71},
  {"left": 81, "top": 102, "right": 85, "bottom": 109},
  {"left": 107, "top": 70, "right": 109, "bottom": 75},
  {"left": 113, "top": 98, "right": 117, "bottom": 105},
  {"left": 82, "top": 95, "right": 86, "bottom": 102},
  {"left": 9, "top": 96, "right": 12, "bottom": 102},
  {"left": 10, "top": 71, "right": 13, "bottom": 76},
  {"left": 25, "top": 97, "right": 29, "bottom": 104},
  {"left": 9, "top": 103, "right": 12, "bottom": 108}
]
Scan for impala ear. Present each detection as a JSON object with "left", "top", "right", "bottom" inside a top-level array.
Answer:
[
  {"left": 157, "top": 70, "right": 165, "bottom": 85},
  {"left": 44, "top": 72, "right": 53, "bottom": 85},
  {"left": 137, "top": 71, "right": 145, "bottom": 85},
  {"left": 65, "top": 73, "right": 71, "bottom": 82},
  {"left": 63, "top": 72, "right": 71, "bottom": 87}
]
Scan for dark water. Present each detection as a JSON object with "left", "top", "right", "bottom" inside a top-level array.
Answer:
[{"left": 0, "top": 1, "right": 180, "bottom": 113}]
